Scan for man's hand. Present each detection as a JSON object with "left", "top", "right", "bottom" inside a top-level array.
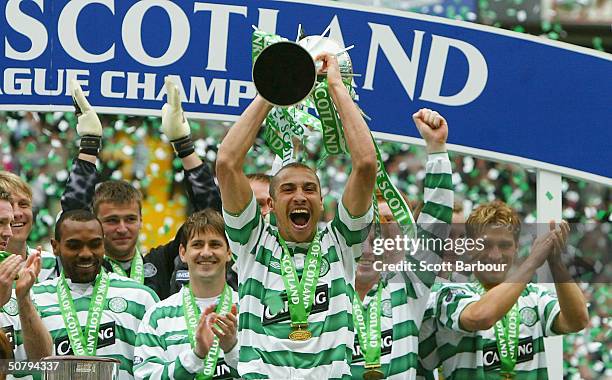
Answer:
[
  {"left": 412, "top": 108, "right": 448, "bottom": 154},
  {"left": 214, "top": 304, "right": 238, "bottom": 353},
  {"left": 529, "top": 228, "right": 560, "bottom": 268},
  {"left": 0, "top": 254, "right": 22, "bottom": 307},
  {"left": 194, "top": 304, "right": 217, "bottom": 359},
  {"left": 71, "top": 80, "right": 102, "bottom": 137},
  {"left": 161, "top": 77, "right": 191, "bottom": 140},
  {"left": 161, "top": 77, "right": 196, "bottom": 159},
  {"left": 547, "top": 220, "right": 570, "bottom": 264},
  {"left": 314, "top": 52, "right": 343, "bottom": 88},
  {"left": 15, "top": 249, "right": 41, "bottom": 301},
  {"left": 71, "top": 80, "right": 102, "bottom": 156}
]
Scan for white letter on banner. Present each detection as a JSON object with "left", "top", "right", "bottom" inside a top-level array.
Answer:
[
  {"left": 5, "top": 0, "right": 48, "bottom": 60},
  {"left": 257, "top": 8, "right": 278, "bottom": 34},
  {"left": 65, "top": 70, "right": 90, "bottom": 95},
  {"left": 155, "top": 74, "right": 187, "bottom": 101},
  {"left": 193, "top": 3, "right": 247, "bottom": 71},
  {"left": 101, "top": 71, "right": 125, "bottom": 98},
  {"left": 4, "top": 68, "right": 32, "bottom": 95},
  {"left": 189, "top": 78, "right": 226, "bottom": 106},
  {"left": 34, "top": 69, "right": 63, "bottom": 96},
  {"left": 228, "top": 80, "right": 255, "bottom": 107},
  {"left": 420, "top": 35, "right": 488, "bottom": 106},
  {"left": 126, "top": 72, "right": 156, "bottom": 100},
  {"left": 364, "top": 24, "right": 424, "bottom": 100},
  {"left": 123, "top": 1, "right": 189, "bottom": 67},
  {"left": 328, "top": 16, "right": 347, "bottom": 51},
  {"left": 58, "top": 0, "right": 115, "bottom": 63}
]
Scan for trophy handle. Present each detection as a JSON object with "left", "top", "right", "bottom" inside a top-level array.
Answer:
[{"left": 252, "top": 41, "right": 317, "bottom": 107}]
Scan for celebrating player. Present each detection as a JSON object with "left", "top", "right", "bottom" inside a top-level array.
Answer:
[
  {"left": 63, "top": 79, "right": 220, "bottom": 299},
  {"left": 134, "top": 209, "right": 239, "bottom": 379},
  {"left": 32, "top": 210, "right": 159, "bottom": 379},
  {"left": 216, "top": 52, "right": 377, "bottom": 378},
  {"left": 0, "top": 171, "right": 59, "bottom": 281},
  {"left": 418, "top": 201, "right": 588, "bottom": 379},
  {"left": 351, "top": 109, "right": 453, "bottom": 379},
  {"left": 0, "top": 188, "right": 53, "bottom": 363}
]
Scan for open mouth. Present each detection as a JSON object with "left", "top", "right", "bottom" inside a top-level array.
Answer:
[
  {"left": 11, "top": 222, "right": 25, "bottom": 229},
  {"left": 289, "top": 208, "right": 311, "bottom": 229}
]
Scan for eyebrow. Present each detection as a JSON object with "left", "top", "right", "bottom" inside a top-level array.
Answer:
[{"left": 280, "top": 181, "right": 318, "bottom": 187}]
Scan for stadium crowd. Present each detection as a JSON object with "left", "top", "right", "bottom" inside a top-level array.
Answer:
[{"left": 0, "top": 61, "right": 609, "bottom": 379}]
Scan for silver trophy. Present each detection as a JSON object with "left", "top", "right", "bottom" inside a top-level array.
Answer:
[
  {"left": 253, "top": 34, "right": 354, "bottom": 107},
  {"left": 41, "top": 356, "right": 120, "bottom": 380}
]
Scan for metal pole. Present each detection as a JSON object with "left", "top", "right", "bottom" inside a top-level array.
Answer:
[{"left": 536, "top": 169, "right": 563, "bottom": 379}]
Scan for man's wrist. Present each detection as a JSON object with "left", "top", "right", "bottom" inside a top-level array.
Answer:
[
  {"left": 222, "top": 340, "right": 237, "bottom": 353},
  {"left": 171, "top": 135, "right": 195, "bottom": 158},
  {"left": 193, "top": 347, "right": 207, "bottom": 359},
  {"left": 16, "top": 293, "right": 33, "bottom": 307},
  {"left": 79, "top": 135, "right": 101, "bottom": 156},
  {"left": 426, "top": 143, "right": 447, "bottom": 154}
]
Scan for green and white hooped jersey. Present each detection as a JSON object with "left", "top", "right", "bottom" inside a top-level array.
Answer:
[
  {"left": 223, "top": 195, "right": 373, "bottom": 379},
  {"left": 419, "top": 282, "right": 561, "bottom": 380},
  {"left": 417, "top": 282, "right": 444, "bottom": 380},
  {"left": 0, "top": 290, "right": 40, "bottom": 380},
  {"left": 0, "top": 290, "right": 26, "bottom": 361},
  {"left": 31, "top": 273, "right": 159, "bottom": 380},
  {"left": 134, "top": 286, "right": 240, "bottom": 379},
  {"left": 351, "top": 153, "right": 454, "bottom": 380},
  {"left": 28, "top": 247, "right": 57, "bottom": 282}
]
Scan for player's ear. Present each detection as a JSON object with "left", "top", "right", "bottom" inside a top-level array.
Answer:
[{"left": 179, "top": 244, "right": 187, "bottom": 263}]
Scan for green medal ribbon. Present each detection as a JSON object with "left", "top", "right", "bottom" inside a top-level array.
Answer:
[
  {"left": 107, "top": 249, "right": 144, "bottom": 284},
  {"left": 183, "top": 284, "right": 233, "bottom": 380},
  {"left": 264, "top": 119, "right": 289, "bottom": 157},
  {"left": 313, "top": 79, "right": 348, "bottom": 155},
  {"left": 474, "top": 283, "right": 520, "bottom": 378},
  {"left": 374, "top": 142, "right": 416, "bottom": 237},
  {"left": 352, "top": 284, "right": 383, "bottom": 369},
  {"left": 252, "top": 30, "right": 284, "bottom": 66},
  {"left": 56, "top": 269, "right": 111, "bottom": 356},
  {"left": 277, "top": 231, "right": 322, "bottom": 328},
  {"left": 278, "top": 108, "right": 296, "bottom": 166}
]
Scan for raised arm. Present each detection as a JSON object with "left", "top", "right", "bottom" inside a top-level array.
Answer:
[
  {"left": 216, "top": 97, "right": 272, "bottom": 214},
  {"left": 15, "top": 251, "right": 52, "bottom": 360},
  {"left": 403, "top": 109, "right": 453, "bottom": 292},
  {"left": 60, "top": 80, "right": 102, "bottom": 211},
  {"left": 161, "top": 78, "right": 222, "bottom": 213},
  {"left": 317, "top": 53, "right": 376, "bottom": 217},
  {"left": 547, "top": 221, "right": 588, "bottom": 333},
  {"left": 413, "top": 109, "right": 453, "bottom": 229}
]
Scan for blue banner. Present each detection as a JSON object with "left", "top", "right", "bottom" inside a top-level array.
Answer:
[{"left": 1, "top": 0, "right": 610, "bottom": 181}]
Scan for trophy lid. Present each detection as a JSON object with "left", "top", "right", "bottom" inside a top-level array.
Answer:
[
  {"left": 298, "top": 36, "right": 353, "bottom": 75},
  {"left": 252, "top": 41, "right": 317, "bottom": 107}
]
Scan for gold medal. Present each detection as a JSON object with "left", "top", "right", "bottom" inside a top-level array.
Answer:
[
  {"left": 363, "top": 368, "right": 384, "bottom": 380},
  {"left": 288, "top": 324, "right": 311, "bottom": 341}
]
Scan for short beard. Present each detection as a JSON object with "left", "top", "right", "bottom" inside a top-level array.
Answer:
[{"left": 64, "top": 262, "right": 102, "bottom": 283}]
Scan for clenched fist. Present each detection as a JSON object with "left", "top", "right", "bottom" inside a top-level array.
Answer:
[{"left": 412, "top": 108, "right": 448, "bottom": 154}]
